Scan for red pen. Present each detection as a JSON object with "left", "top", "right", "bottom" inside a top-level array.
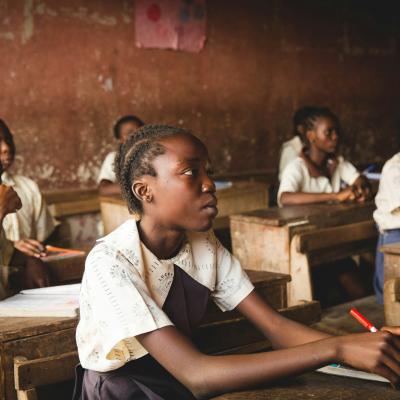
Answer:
[{"left": 350, "top": 307, "right": 378, "bottom": 332}]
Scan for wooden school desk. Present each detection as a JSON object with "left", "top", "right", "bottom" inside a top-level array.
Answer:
[
  {"left": 100, "top": 181, "right": 269, "bottom": 234},
  {"left": 212, "top": 371, "right": 398, "bottom": 400},
  {"left": 231, "top": 202, "right": 377, "bottom": 305}
]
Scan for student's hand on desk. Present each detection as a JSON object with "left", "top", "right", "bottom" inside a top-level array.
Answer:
[
  {"left": 335, "top": 186, "right": 357, "bottom": 203},
  {"left": 22, "top": 257, "right": 50, "bottom": 288},
  {"left": 336, "top": 331, "right": 400, "bottom": 386},
  {"left": 14, "top": 239, "right": 47, "bottom": 258}
]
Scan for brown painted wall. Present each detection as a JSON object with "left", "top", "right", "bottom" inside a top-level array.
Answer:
[{"left": 1, "top": 0, "right": 400, "bottom": 189}]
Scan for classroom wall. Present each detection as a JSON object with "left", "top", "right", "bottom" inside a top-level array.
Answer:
[{"left": 1, "top": 0, "right": 400, "bottom": 189}]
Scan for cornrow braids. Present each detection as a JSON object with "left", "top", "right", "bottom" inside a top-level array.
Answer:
[
  {"left": 292, "top": 106, "right": 318, "bottom": 137},
  {"left": 302, "top": 107, "right": 340, "bottom": 147},
  {"left": 114, "top": 124, "right": 191, "bottom": 214}
]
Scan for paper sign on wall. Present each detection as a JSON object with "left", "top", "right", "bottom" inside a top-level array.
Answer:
[{"left": 135, "top": 0, "right": 206, "bottom": 52}]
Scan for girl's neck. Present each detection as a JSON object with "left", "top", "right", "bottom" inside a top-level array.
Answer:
[
  {"left": 138, "top": 216, "right": 185, "bottom": 260},
  {"left": 308, "top": 146, "right": 328, "bottom": 166}
]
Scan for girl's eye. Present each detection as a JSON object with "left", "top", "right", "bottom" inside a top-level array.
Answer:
[{"left": 183, "top": 169, "right": 195, "bottom": 176}]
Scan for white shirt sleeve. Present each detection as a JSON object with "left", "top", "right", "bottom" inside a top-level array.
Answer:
[
  {"left": 338, "top": 159, "right": 360, "bottom": 186},
  {"left": 78, "top": 243, "right": 173, "bottom": 371},
  {"left": 277, "top": 159, "right": 305, "bottom": 206},
  {"left": 97, "top": 152, "right": 117, "bottom": 184},
  {"left": 382, "top": 163, "right": 400, "bottom": 213},
  {"left": 211, "top": 237, "right": 254, "bottom": 312}
]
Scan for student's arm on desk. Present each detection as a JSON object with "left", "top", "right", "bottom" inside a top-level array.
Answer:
[
  {"left": 280, "top": 187, "right": 356, "bottom": 205},
  {"left": 98, "top": 179, "right": 121, "bottom": 196},
  {"left": 137, "top": 291, "right": 400, "bottom": 399}
]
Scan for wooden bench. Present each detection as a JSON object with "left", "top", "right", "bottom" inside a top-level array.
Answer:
[
  {"left": 14, "top": 352, "right": 79, "bottom": 400},
  {"left": 384, "top": 278, "right": 400, "bottom": 326},
  {"left": 289, "top": 220, "right": 377, "bottom": 305}
]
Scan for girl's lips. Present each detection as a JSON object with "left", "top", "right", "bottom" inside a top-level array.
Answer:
[{"left": 203, "top": 205, "right": 218, "bottom": 217}]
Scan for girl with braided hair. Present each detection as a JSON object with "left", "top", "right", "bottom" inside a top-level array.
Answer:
[
  {"left": 278, "top": 107, "right": 370, "bottom": 206},
  {"left": 74, "top": 125, "right": 400, "bottom": 399}
]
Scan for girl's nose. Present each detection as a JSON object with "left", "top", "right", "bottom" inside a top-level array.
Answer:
[{"left": 201, "top": 176, "right": 216, "bottom": 193}]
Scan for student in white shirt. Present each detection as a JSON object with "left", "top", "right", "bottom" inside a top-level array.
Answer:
[
  {"left": 278, "top": 106, "right": 317, "bottom": 181},
  {"left": 373, "top": 150, "right": 400, "bottom": 304},
  {"left": 0, "top": 120, "right": 56, "bottom": 258},
  {"left": 98, "top": 115, "right": 144, "bottom": 196},
  {"left": 73, "top": 125, "right": 400, "bottom": 400},
  {"left": 278, "top": 108, "right": 370, "bottom": 206}
]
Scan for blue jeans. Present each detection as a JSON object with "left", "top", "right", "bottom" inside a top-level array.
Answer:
[{"left": 374, "top": 228, "right": 400, "bottom": 304}]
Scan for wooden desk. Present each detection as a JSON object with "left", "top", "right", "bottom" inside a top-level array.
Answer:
[
  {"left": 100, "top": 181, "right": 269, "bottom": 234},
  {"left": 213, "top": 371, "right": 397, "bottom": 400},
  {"left": 0, "top": 317, "right": 78, "bottom": 400},
  {"left": 231, "top": 202, "right": 376, "bottom": 304},
  {"left": 381, "top": 242, "right": 400, "bottom": 283}
]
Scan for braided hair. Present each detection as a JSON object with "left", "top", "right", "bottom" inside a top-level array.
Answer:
[
  {"left": 114, "top": 124, "right": 191, "bottom": 214},
  {"left": 301, "top": 107, "right": 340, "bottom": 147},
  {"left": 292, "top": 106, "right": 318, "bottom": 138},
  {"left": 0, "top": 119, "right": 16, "bottom": 159}
]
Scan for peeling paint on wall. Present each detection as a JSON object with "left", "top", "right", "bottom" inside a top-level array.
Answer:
[{"left": 21, "top": 0, "right": 34, "bottom": 44}]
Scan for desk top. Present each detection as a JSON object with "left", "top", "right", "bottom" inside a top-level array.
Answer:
[
  {"left": 381, "top": 242, "right": 400, "bottom": 256},
  {"left": 230, "top": 202, "right": 375, "bottom": 227},
  {"left": 0, "top": 316, "right": 78, "bottom": 342},
  {"left": 213, "top": 371, "right": 397, "bottom": 399}
]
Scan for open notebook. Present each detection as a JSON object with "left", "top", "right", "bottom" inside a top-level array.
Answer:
[{"left": 0, "top": 283, "right": 81, "bottom": 317}]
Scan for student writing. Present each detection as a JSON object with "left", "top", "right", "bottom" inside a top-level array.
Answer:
[{"left": 74, "top": 125, "right": 400, "bottom": 399}]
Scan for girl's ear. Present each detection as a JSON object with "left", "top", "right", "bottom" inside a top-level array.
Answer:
[
  {"left": 306, "top": 130, "right": 315, "bottom": 144},
  {"left": 132, "top": 180, "right": 153, "bottom": 203}
]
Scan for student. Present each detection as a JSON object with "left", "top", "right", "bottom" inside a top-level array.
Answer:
[
  {"left": 74, "top": 125, "right": 400, "bottom": 399},
  {"left": 278, "top": 106, "right": 317, "bottom": 181},
  {"left": 98, "top": 115, "right": 144, "bottom": 196},
  {"left": 278, "top": 107, "right": 370, "bottom": 206},
  {"left": 0, "top": 120, "right": 56, "bottom": 258},
  {"left": 0, "top": 181, "right": 49, "bottom": 297},
  {"left": 373, "top": 122, "right": 400, "bottom": 303}
]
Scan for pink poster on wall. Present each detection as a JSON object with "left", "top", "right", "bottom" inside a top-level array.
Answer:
[{"left": 135, "top": 0, "right": 206, "bottom": 52}]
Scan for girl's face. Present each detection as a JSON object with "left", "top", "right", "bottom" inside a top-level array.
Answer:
[
  {"left": 0, "top": 140, "right": 13, "bottom": 171},
  {"left": 307, "top": 116, "right": 339, "bottom": 154},
  {"left": 138, "top": 133, "right": 218, "bottom": 232},
  {"left": 119, "top": 122, "right": 142, "bottom": 144}
]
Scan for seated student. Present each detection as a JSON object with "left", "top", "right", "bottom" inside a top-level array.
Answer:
[
  {"left": 0, "top": 183, "right": 49, "bottom": 298},
  {"left": 278, "top": 107, "right": 370, "bottom": 206},
  {"left": 373, "top": 120, "right": 400, "bottom": 304},
  {"left": 0, "top": 120, "right": 57, "bottom": 258},
  {"left": 98, "top": 115, "right": 144, "bottom": 196},
  {"left": 278, "top": 106, "right": 317, "bottom": 181},
  {"left": 73, "top": 125, "right": 400, "bottom": 400}
]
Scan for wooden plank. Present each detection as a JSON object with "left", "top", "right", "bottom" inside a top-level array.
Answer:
[
  {"left": 14, "top": 352, "right": 78, "bottom": 390},
  {"left": 44, "top": 255, "right": 86, "bottom": 284},
  {"left": 297, "top": 221, "right": 377, "bottom": 253},
  {"left": 381, "top": 242, "right": 400, "bottom": 256},
  {"left": 48, "top": 197, "right": 99, "bottom": 218},
  {"left": 43, "top": 189, "right": 98, "bottom": 205}
]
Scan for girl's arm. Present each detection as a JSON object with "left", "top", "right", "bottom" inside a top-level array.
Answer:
[
  {"left": 280, "top": 186, "right": 355, "bottom": 205},
  {"left": 138, "top": 293, "right": 400, "bottom": 399}
]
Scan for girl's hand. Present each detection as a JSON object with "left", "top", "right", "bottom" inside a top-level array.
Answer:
[
  {"left": 14, "top": 239, "right": 47, "bottom": 258},
  {"left": 335, "top": 186, "right": 357, "bottom": 203},
  {"left": 336, "top": 331, "right": 400, "bottom": 386}
]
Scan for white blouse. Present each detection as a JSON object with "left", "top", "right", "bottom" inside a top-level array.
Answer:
[
  {"left": 97, "top": 151, "right": 117, "bottom": 183},
  {"left": 76, "top": 220, "right": 254, "bottom": 372},
  {"left": 374, "top": 153, "right": 400, "bottom": 231},
  {"left": 278, "top": 156, "right": 360, "bottom": 206}
]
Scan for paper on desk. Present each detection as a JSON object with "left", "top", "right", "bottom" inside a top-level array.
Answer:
[
  {"left": 317, "top": 364, "right": 389, "bottom": 383},
  {"left": 0, "top": 284, "right": 80, "bottom": 317}
]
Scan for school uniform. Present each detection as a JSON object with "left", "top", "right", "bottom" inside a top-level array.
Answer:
[
  {"left": 74, "top": 219, "right": 254, "bottom": 399},
  {"left": 278, "top": 135, "right": 303, "bottom": 181},
  {"left": 277, "top": 153, "right": 360, "bottom": 206},
  {"left": 97, "top": 151, "right": 117, "bottom": 183},
  {"left": 0, "top": 228, "right": 14, "bottom": 300},
  {"left": 373, "top": 153, "right": 400, "bottom": 304},
  {"left": 1, "top": 172, "right": 56, "bottom": 242}
]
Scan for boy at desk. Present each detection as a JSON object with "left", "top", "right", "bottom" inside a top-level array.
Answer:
[
  {"left": 98, "top": 115, "right": 144, "bottom": 196},
  {"left": 0, "top": 119, "right": 57, "bottom": 259}
]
